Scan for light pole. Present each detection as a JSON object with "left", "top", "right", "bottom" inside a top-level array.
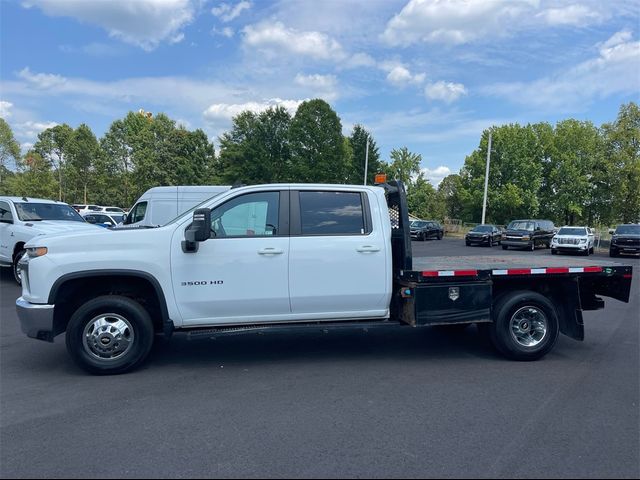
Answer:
[
  {"left": 481, "top": 131, "right": 492, "bottom": 224},
  {"left": 364, "top": 134, "right": 369, "bottom": 185}
]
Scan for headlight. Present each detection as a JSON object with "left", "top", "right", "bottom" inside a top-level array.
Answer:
[
  {"left": 579, "top": 239, "right": 587, "bottom": 244},
  {"left": 26, "top": 246, "right": 48, "bottom": 258}
]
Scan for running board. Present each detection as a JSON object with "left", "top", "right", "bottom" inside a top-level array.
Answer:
[{"left": 185, "top": 320, "right": 403, "bottom": 340}]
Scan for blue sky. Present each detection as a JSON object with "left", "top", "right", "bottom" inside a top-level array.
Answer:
[{"left": 1, "top": 0, "right": 638, "bottom": 185}]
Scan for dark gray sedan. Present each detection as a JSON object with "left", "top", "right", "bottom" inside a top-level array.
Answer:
[{"left": 465, "top": 224, "right": 502, "bottom": 247}]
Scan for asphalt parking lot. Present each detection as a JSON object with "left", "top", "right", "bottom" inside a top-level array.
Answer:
[{"left": 1, "top": 238, "right": 638, "bottom": 478}]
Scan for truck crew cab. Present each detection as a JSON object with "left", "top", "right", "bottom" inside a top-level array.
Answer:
[{"left": 16, "top": 181, "right": 633, "bottom": 374}]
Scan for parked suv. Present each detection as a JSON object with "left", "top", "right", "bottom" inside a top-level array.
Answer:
[
  {"left": 0, "top": 197, "right": 101, "bottom": 284},
  {"left": 502, "top": 219, "right": 555, "bottom": 251},
  {"left": 551, "top": 226, "right": 594, "bottom": 256},
  {"left": 610, "top": 224, "right": 640, "bottom": 257},
  {"left": 410, "top": 220, "right": 443, "bottom": 241}
]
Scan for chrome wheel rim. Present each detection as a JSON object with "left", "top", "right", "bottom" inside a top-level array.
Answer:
[
  {"left": 510, "top": 306, "right": 547, "bottom": 348},
  {"left": 82, "top": 313, "right": 135, "bottom": 361}
]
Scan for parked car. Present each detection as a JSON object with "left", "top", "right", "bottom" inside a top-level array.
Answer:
[
  {"left": 410, "top": 220, "right": 443, "bottom": 241},
  {"left": 73, "top": 204, "right": 103, "bottom": 215},
  {"left": 83, "top": 212, "right": 126, "bottom": 228},
  {"left": 502, "top": 219, "right": 555, "bottom": 251},
  {"left": 551, "top": 226, "right": 594, "bottom": 256},
  {"left": 119, "top": 185, "right": 230, "bottom": 229},
  {"left": 610, "top": 224, "right": 640, "bottom": 257},
  {"left": 0, "top": 196, "right": 102, "bottom": 284},
  {"left": 465, "top": 224, "right": 502, "bottom": 247}
]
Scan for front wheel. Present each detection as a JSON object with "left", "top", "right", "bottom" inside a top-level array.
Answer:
[
  {"left": 13, "top": 249, "right": 26, "bottom": 286},
  {"left": 529, "top": 242, "right": 535, "bottom": 251},
  {"left": 502, "top": 245, "right": 508, "bottom": 250},
  {"left": 437, "top": 233, "right": 443, "bottom": 240},
  {"left": 66, "top": 295, "right": 155, "bottom": 375},
  {"left": 487, "top": 291, "right": 560, "bottom": 361},
  {"left": 609, "top": 248, "right": 618, "bottom": 257}
]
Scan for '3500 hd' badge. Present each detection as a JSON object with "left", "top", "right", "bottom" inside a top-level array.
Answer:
[{"left": 181, "top": 280, "right": 224, "bottom": 286}]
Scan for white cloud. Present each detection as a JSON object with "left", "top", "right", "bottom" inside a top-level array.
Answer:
[
  {"left": 23, "top": 0, "right": 195, "bottom": 50},
  {"left": 349, "top": 52, "right": 377, "bottom": 68},
  {"left": 0, "top": 101, "right": 13, "bottom": 118},
  {"left": 294, "top": 73, "right": 337, "bottom": 89},
  {"left": 212, "top": 26, "right": 235, "bottom": 38},
  {"left": 384, "top": 65, "right": 426, "bottom": 87},
  {"left": 536, "top": 4, "right": 603, "bottom": 26},
  {"left": 424, "top": 81, "right": 467, "bottom": 103},
  {"left": 482, "top": 30, "right": 640, "bottom": 109},
  {"left": 18, "top": 67, "right": 67, "bottom": 89},
  {"left": 203, "top": 98, "right": 303, "bottom": 121},
  {"left": 211, "top": 1, "right": 251, "bottom": 22},
  {"left": 14, "top": 120, "right": 59, "bottom": 139},
  {"left": 382, "top": 0, "right": 538, "bottom": 46},
  {"left": 420, "top": 166, "right": 451, "bottom": 186},
  {"left": 380, "top": 0, "right": 605, "bottom": 46},
  {"left": 243, "top": 21, "right": 347, "bottom": 61}
]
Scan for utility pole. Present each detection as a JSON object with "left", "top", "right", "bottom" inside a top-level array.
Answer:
[
  {"left": 481, "top": 131, "right": 492, "bottom": 224},
  {"left": 364, "top": 134, "right": 369, "bottom": 185}
]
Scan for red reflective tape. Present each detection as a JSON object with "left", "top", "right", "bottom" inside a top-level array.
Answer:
[
  {"left": 507, "top": 269, "right": 531, "bottom": 275},
  {"left": 624, "top": 274, "right": 633, "bottom": 279},
  {"left": 454, "top": 270, "right": 478, "bottom": 276},
  {"left": 583, "top": 266, "right": 603, "bottom": 273},
  {"left": 546, "top": 267, "right": 570, "bottom": 274},
  {"left": 422, "top": 271, "right": 439, "bottom": 277}
]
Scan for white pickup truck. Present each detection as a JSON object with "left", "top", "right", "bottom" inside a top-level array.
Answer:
[
  {"left": 0, "top": 196, "right": 100, "bottom": 285},
  {"left": 16, "top": 181, "right": 633, "bottom": 374}
]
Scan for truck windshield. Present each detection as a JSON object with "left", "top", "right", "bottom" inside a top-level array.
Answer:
[
  {"left": 508, "top": 221, "right": 534, "bottom": 231},
  {"left": 15, "top": 203, "right": 85, "bottom": 222},
  {"left": 557, "top": 227, "right": 586, "bottom": 235},
  {"left": 615, "top": 225, "right": 640, "bottom": 235}
]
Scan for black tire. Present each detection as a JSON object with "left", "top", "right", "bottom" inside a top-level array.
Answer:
[
  {"left": 488, "top": 237, "right": 493, "bottom": 247},
  {"left": 589, "top": 246, "right": 594, "bottom": 254},
  {"left": 466, "top": 241, "right": 471, "bottom": 246},
  {"left": 529, "top": 242, "right": 535, "bottom": 251},
  {"left": 66, "top": 295, "right": 155, "bottom": 375},
  {"left": 421, "top": 232, "right": 426, "bottom": 241},
  {"left": 502, "top": 245, "right": 508, "bottom": 250},
  {"left": 609, "top": 248, "right": 618, "bottom": 257},
  {"left": 487, "top": 291, "right": 560, "bottom": 361},
  {"left": 13, "top": 249, "right": 26, "bottom": 286},
  {"left": 551, "top": 249, "right": 557, "bottom": 255},
  {"left": 437, "top": 233, "right": 443, "bottom": 240}
]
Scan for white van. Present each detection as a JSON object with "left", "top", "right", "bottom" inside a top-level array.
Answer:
[{"left": 120, "top": 185, "right": 231, "bottom": 228}]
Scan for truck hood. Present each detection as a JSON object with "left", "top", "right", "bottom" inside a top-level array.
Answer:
[{"left": 21, "top": 220, "right": 103, "bottom": 235}]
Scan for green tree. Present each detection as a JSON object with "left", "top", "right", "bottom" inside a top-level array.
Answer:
[
  {"left": 0, "top": 118, "right": 20, "bottom": 191},
  {"left": 437, "top": 174, "right": 465, "bottom": 220},
  {"left": 217, "top": 107, "right": 291, "bottom": 184},
  {"left": 289, "top": 99, "right": 347, "bottom": 183},
  {"left": 348, "top": 125, "right": 383, "bottom": 185},
  {"left": 407, "top": 174, "right": 444, "bottom": 220},
  {"left": 387, "top": 147, "right": 421, "bottom": 187},
  {"left": 7, "top": 151, "right": 57, "bottom": 199},
  {"left": 66, "top": 124, "right": 101, "bottom": 203},
  {"left": 601, "top": 102, "right": 640, "bottom": 223},
  {"left": 33, "top": 124, "right": 73, "bottom": 201}
]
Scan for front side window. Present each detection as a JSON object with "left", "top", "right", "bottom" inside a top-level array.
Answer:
[
  {"left": 129, "top": 202, "right": 148, "bottom": 223},
  {"left": 300, "top": 191, "right": 366, "bottom": 236},
  {"left": 0, "top": 201, "right": 13, "bottom": 222},
  {"left": 211, "top": 191, "right": 279, "bottom": 238},
  {"left": 14, "top": 203, "right": 84, "bottom": 222}
]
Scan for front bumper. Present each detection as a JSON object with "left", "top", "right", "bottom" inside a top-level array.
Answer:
[
  {"left": 466, "top": 236, "right": 490, "bottom": 244},
  {"left": 16, "top": 297, "right": 55, "bottom": 342},
  {"left": 502, "top": 240, "right": 531, "bottom": 248},
  {"left": 553, "top": 243, "right": 588, "bottom": 251}
]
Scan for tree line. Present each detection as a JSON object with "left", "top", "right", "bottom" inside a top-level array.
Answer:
[{"left": 0, "top": 100, "right": 638, "bottom": 226}]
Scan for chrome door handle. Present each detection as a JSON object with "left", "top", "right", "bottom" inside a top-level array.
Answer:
[
  {"left": 356, "top": 245, "right": 381, "bottom": 253},
  {"left": 258, "top": 248, "right": 284, "bottom": 255}
]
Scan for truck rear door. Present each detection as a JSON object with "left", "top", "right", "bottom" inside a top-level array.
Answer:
[{"left": 288, "top": 188, "right": 390, "bottom": 319}]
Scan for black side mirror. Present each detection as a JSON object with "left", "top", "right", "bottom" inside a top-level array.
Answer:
[
  {"left": 122, "top": 213, "right": 128, "bottom": 224},
  {"left": 183, "top": 208, "right": 211, "bottom": 253}
]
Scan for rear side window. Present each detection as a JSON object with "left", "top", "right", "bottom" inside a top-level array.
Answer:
[{"left": 299, "top": 191, "right": 367, "bottom": 236}]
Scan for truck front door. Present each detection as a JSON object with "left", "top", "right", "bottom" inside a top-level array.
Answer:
[{"left": 171, "top": 190, "right": 290, "bottom": 326}]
